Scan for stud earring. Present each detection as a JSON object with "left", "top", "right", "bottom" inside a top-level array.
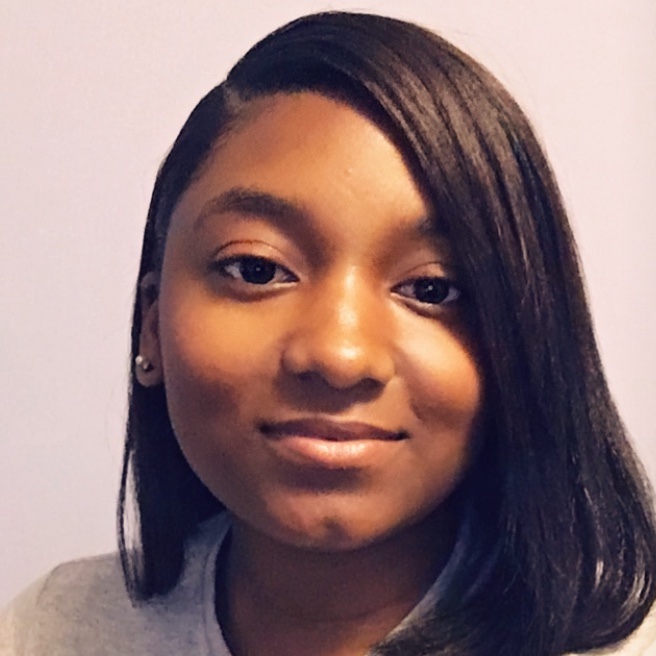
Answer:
[{"left": 135, "top": 354, "right": 154, "bottom": 373}]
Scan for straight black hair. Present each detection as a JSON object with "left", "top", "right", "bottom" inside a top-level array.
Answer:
[{"left": 118, "top": 11, "right": 656, "bottom": 655}]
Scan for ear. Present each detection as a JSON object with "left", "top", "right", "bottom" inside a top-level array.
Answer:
[{"left": 135, "top": 271, "right": 164, "bottom": 387}]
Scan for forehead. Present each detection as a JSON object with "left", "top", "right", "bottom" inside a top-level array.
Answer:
[{"left": 169, "top": 92, "right": 440, "bottom": 251}]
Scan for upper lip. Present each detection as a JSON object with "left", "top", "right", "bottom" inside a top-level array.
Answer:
[{"left": 260, "top": 418, "right": 406, "bottom": 442}]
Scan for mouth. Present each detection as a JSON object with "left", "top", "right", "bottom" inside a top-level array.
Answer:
[
  {"left": 260, "top": 418, "right": 407, "bottom": 442},
  {"left": 259, "top": 418, "right": 407, "bottom": 469}
]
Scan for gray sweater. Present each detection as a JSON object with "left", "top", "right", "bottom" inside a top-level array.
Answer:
[{"left": 2, "top": 514, "right": 655, "bottom": 656}]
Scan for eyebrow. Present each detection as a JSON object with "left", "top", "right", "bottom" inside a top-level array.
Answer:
[
  {"left": 192, "top": 186, "right": 447, "bottom": 247},
  {"left": 193, "top": 187, "right": 308, "bottom": 233}
]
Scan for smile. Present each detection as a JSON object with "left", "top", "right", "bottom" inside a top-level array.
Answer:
[{"left": 259, "top": 418, "right": 407, "bottom": 469}]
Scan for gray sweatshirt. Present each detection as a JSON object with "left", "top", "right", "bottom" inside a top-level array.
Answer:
[{"left": 2, "top": 514, "right": 655, "bottom": 656}]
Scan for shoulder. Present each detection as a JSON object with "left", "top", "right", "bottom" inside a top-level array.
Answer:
[
  {"left": 0, "top": 512, "right": 231, "bottom": 656},
  {"left": 568, "top": 606, "right": 656, "bottom": 656},
  {"left": 1, "top": 553, "right": 134, "bottom": 656}
]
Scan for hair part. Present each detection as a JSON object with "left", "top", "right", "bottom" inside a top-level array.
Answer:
[{"left": 119, "top": 11, "right": 656, "bottom": 655}]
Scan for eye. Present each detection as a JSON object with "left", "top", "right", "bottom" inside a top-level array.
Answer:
[
  {"left": 393, "top": 276, "right": 461, "bottom": 307},
  {"left": 214, "top": 255, "right": 297, "bottom": 285}
]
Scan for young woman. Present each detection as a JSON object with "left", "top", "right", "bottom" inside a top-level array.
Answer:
[{"left": 2, "top": 11, "right": 655, "bottom": 656}]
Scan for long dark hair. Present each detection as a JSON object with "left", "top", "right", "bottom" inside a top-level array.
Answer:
[{"left": 118, "top": 11, "right": 656, "bottom": 655}]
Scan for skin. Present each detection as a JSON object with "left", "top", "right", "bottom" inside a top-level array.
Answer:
[{"left": 138, "top": 92, "right": 483, "bottom": 656}]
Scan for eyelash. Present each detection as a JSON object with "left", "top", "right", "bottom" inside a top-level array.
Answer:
[
  {"left": 212, "top": 255, "right": 461, "bottom": 307},
  {"left": 393, "top": 277, "right": 461, "bottom": 307},
  {"left": 213, "top": 255, "right": 297, "bottom": 285}
]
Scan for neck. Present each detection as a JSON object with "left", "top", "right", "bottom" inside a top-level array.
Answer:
[{"left": 215, "top": 509, "right": 455, "bottom": 656}]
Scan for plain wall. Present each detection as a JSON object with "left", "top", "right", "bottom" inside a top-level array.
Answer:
[{"left": 1, "top": 0, "right": 654, "bottom": 605}]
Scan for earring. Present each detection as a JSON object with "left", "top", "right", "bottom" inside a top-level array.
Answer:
[{"left": 135, "top": 354, "right": 154, "bottom": 373}]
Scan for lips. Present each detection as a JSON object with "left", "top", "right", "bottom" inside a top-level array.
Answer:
[
  {"left": 260, "top": 418, "right": 406, "bottom": 442},
  {"left": 258, "top": 418, "right": 407, "bottom": 470}
]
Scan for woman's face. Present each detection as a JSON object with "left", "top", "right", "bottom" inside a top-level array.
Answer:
[{"left": 140, "top": 92, "right": 483, "bottom": 551}]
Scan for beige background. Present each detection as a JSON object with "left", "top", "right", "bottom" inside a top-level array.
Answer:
[{"left": 1, "top": 0, "right": 654, "bottom": 604}]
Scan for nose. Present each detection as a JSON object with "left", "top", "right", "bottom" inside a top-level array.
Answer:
[{"left": 281, "top": 269, "right": 395, "bottom": 390}]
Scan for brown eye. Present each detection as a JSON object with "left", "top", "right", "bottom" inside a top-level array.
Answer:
[
  {"left": 215, "top": 256, "right": 297, "bottom": 285},
  {"left": 394, "top": 276, "right": 461, "bottom": 306}
]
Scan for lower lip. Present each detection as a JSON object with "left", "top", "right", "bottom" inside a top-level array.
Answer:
[{"left": 264, "top": 434, "right": 400, "bottom": 469}]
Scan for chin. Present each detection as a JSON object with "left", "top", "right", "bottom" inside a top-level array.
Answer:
[
  {"left": 259, "top": 500, "right": 428, "bottom": 554},
  {"left": 283, "top": 520, "right": 375, "bottom": 552}
]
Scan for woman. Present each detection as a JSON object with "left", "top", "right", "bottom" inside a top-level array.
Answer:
[{"left": 2, "top": 11, "right": 655, "bottom": 656}]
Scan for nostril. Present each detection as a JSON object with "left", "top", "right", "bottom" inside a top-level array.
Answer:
[
  {"left": 293, "top": 367, "right": 385, "bottom": 392},
  {"left": 283, "top": 361, "right": 387, "bottom": 396}
]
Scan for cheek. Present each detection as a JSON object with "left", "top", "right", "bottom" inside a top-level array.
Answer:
[
  {"left": 160, "top": 288, "right": 275, "bottom": 380},
  {"left": 391, "top": 324, "right": 484, "bottom": 504},
  {"left": 157, "top": 292, "right": 277, "bottom": 438},
  {"left": 155, "top": 299, "right": 275, "bottom": 503},
  {"left": 401, "top": 321, "right": 484, "bottom": 430}
]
